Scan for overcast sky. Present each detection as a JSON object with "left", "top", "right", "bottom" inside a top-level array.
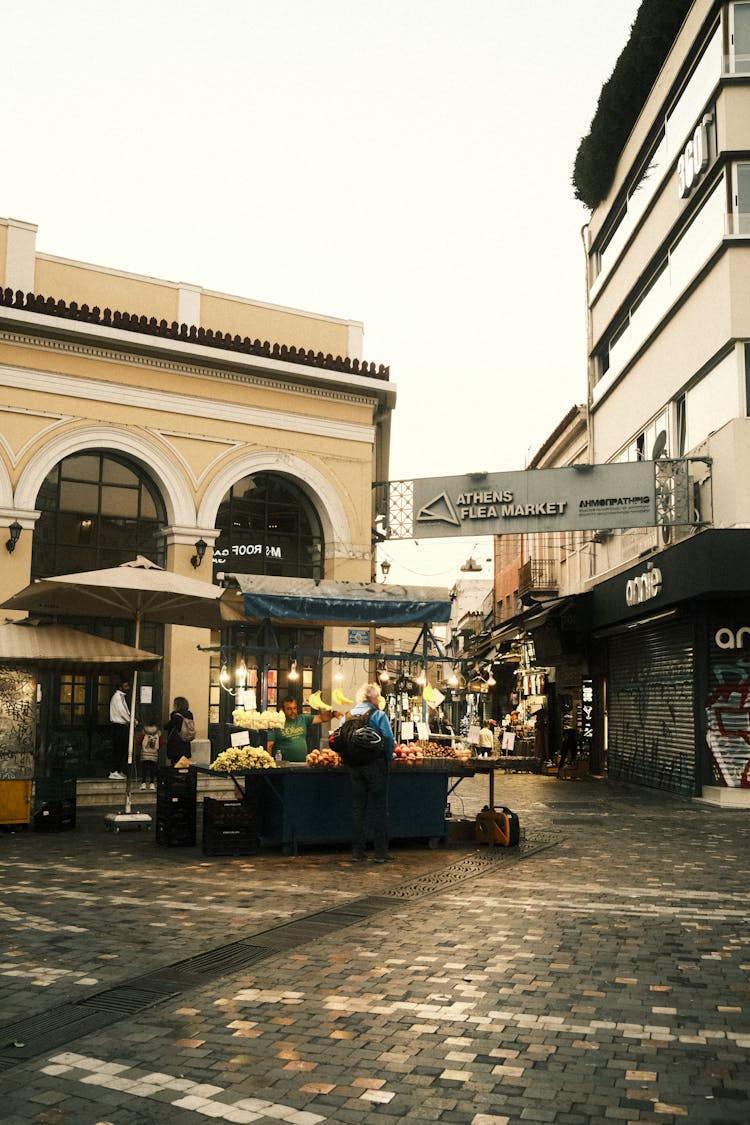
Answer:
[{"left": 3, "top": 0, "right": 641, "bottom": 586}]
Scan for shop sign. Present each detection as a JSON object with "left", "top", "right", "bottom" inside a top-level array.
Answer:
[
  {"left": 582, "top": 678, "right": 594, "bottom": 740},
  {"left": 677, "top": 115, "right": 711, "bottom": 199},
  {"left": 397, "top": 461, "right": 659, "bottom": 540},
  {"left": 714, "top": 626, "right": 750, "bottom": 649},
  {"left": 347, "top": 628, "right": 370, "bottom": 646},
  {"left": 625, "top": 563, "right": 663, "bottom": 607},
  {"left": 213, "top": 541, "right": 283, "bottom": 564}
]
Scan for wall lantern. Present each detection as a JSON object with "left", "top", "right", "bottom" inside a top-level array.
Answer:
[
  {"left": 5, "top": 521, "right": 22, "bottom": 554},
  {"left": 191, "top": 538, "right": 208, "bottom": 569}
]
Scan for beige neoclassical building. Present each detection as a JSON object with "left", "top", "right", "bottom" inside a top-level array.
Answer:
[{"left": 0, "top": 216, "right": 394, "bottom": 774}]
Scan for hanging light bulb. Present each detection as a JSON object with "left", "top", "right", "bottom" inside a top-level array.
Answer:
[
  {"left": 486, "top": 671, "right": 496, "bottom": 687},
  {"left": 334, "top": 660, "right": 343, "bottom": 682},
  {"left": 378, "top": 665, "right": 390, "bottom": 683},
  {"left": 236, "top": 659, "right": 248, "bottom": 689},
  {"left": 288, "top": 660, "right": 299, "bottom": 681},
  {"left": 448, "top": 672, "right": 458, "bottom": 688}
]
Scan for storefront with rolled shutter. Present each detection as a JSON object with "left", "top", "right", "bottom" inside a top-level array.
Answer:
[
  {"left": 591, "top": 529, "right": 750, "bottom": 801},
  {"left": 605, "top": 617, "right": 696, "bottom": 795}
]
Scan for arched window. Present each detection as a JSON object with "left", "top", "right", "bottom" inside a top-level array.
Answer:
[
  {"left": 32, "top": 451, "right": 167, "bottom": 579},
  {"left": 209, "top": 473, "right": 326, "bottom": 733},
  {"left": 213, "top": 472, "right": 324, "bottom": 580},
  {"left": 30, "top": 451, "right": 168, "bottom": 778}
]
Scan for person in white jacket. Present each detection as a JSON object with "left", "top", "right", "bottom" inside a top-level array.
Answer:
[{"left": 109, "top": 679, "right": 131, "bottom": 779}]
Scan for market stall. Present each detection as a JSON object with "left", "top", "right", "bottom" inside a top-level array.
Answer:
[
  {"left": 229, "top": 761, "right": 465, "bottom": 855},
  {"left": 204, "top": 574, "right": 463, "bottom": 852}
]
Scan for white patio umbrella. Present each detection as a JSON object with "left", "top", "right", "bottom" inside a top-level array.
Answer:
[
  {"left": 0, "top": 619, "right": 162, "bottom": 669},
  {"left": 2, "top": 557, "right": 244, "bottom": 812}
]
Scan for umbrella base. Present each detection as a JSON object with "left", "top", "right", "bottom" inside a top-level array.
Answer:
[{"left": 104, "top": 811, "right": 153, "bottom": 833}]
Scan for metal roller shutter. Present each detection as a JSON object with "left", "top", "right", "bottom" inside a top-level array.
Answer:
[{"left": 607, "top": 618, "right": 695, "bottom": 795}]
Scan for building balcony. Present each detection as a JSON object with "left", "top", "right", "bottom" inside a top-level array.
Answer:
[{"left": 518, "top": 558, "right": 559, "bottom": 598}]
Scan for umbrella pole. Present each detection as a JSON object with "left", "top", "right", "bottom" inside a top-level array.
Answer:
[{"left": 124, "top": 614, "right": 141, "bottom": 815}]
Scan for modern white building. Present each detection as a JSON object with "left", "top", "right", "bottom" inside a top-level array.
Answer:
[{"left": 582, "top": 0, "right": 750, "bottom": 803}]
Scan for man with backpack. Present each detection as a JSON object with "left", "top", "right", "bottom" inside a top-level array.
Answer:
[{"left": 343, "top": 683, "right": 394, "bottom": 863}]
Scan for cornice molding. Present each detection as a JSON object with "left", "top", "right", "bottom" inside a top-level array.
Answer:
[
  {"left": 0, "top": 358, "right": 376, "bottom": 446},
  {"left": 0, "top": 314, "right": 395, "bottom": 407}
]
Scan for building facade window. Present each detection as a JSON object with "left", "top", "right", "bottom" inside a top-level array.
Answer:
[
  {"left": 616, "top": 411, "right": 669, "bottom": 464},
  {"left": 592, "top": 21, "right": 721, "bottom": 288},
  {"left": 211, "top": 472, "right": 326, "bottom": 731},
  {"left": 32, "top": 451, "right": 167, "bottom": 579},
  {"left": 731, "top": 161, "right": 750, "bottom": 234},
  {"left": 678, "top": 351, "right": 742, "bottom": 453},
  {"left": 730, "top": 2, "right": 750, "bottom": 72},
  {"left": 595, "top": 176, "right": 726, "bottom": 394},
  {"left": 213, "top": 472, "right": 324, "bottom": 580}
]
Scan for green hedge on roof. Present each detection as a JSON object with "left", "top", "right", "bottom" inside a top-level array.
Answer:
[{"left": 572, "top": 0, "right": 693, "bottom": 210}]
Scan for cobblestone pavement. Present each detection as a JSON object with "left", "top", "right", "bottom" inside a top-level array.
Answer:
[{"left": 1, "top": 772, "right": 749, "bottom": 1125}]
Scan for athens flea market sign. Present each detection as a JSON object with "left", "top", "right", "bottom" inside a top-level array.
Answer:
[{"left": 386, "top": 462, "right": 662, "bottom": 539}]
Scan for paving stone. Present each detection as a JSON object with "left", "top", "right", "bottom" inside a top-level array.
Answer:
[{"left": 2, "top": 776, "right": 750, "bottom": 1124}]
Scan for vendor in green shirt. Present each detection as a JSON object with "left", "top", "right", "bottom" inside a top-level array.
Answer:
[{"left": 267, "top": 696, "right": 334, "bottom": 762}]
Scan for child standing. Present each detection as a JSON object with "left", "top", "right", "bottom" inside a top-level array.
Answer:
[{"left": 137, "top": 715, "right": 162, "bottom": 789}]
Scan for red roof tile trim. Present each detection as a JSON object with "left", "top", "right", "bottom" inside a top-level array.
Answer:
[{"left": 0, "top": 287, "right": 390, "bottom": 380}]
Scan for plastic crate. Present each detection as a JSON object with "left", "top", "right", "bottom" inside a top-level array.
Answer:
[
  {"left": 156, "top": 767, "right": 197, "bottom": 796},
  {"left": 33, "top": 797, "right": 77, "bottom": 832},
  {"left": 202, "top": 797, "right": 257, "bottom": 856},
  {"left": 156, "top": 812, "right": 196, "bottom": 847},
  {"left": 35, "top": 776, "right": 76, "bottom": 801}
]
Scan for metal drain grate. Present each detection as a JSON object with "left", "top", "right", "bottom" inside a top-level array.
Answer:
[
  {"left": 79, "top": 986, "right": 175, "bottom": 1015},
  {"left": 0, "top": 1004, "right": 116, "bottom": 1064},
  {"left": 0, "top": 836, "right": 559, "bottom": 1070}
]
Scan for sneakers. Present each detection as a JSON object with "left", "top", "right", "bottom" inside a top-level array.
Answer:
[
  {"left": 351, "top": 851, "right": 367, "bottom": 862},
  {"left": 373, "top": 854, "right": 394, "bottom": 863},
  {"left": 108, "top": 771, "right": 126, "bottom": 780},
  {"left": 149, "top": 783, "right": 156, "bottom": 790}
]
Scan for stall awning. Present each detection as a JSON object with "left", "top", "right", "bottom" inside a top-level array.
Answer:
[
  {"left": 228, "top": 574, "right": 453, "bottom": 627},
  {"left": 484, "top": 594, "right": 592, "bottom": 656}
]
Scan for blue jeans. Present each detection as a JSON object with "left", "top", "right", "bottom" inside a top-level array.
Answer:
[{"left": 350, "top": 757, "right": 389, "bottom": 857}]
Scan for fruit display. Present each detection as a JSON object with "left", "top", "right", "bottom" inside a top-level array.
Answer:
[
  {"left": 210, "top": 746, "right": 277, "bottom": 772},
  {"left": 393, "top": 744, "right": 424, "bottom": 765},
  {"left": 394, "top": 741, "right": 473, "bottom": 764},
  {"left": 232, "top": 707, "right": 286, "bottom": 730},
  {"left": 306, "top": 748, "right": 342, "bottom": 768}
]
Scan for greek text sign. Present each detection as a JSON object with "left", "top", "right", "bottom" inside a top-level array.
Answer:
[{"left": 390, "top": 462, "right": 658, "bottom": 539}]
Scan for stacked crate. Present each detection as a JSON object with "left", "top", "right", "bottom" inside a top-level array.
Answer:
[
  {"left": 33, "top": 776, "right": 76, "bottom": 832},
  {"left": 155, "top": 767, "right": 197, "bottom": 846},
  {"left": 202, "top": 794, "right": 258, "bottom": 856}
]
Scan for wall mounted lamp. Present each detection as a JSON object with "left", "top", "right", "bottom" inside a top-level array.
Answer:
[
  {"left": 380, "top": 559, "right": 391, "bottom": 582},
  {"left": 5, "top": 521, "right": 22, "bottom": 554},
  {"left": 191, "top": 538, "right": 208, "bottom": 569}
]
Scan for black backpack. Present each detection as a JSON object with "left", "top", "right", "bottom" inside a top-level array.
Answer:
[{"left": 331, "top": 709, "right": 383, "bottom": 767}]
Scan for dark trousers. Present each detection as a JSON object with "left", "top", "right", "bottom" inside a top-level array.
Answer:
[
  {"left": 350, "top": 757, "right": 389, "bottom": 858},
  {"left": 111, "top": 723, "right": 130, "bottom": 772},
  {"left": 141, "top": 759, "right": 158, "bottom": 783}
]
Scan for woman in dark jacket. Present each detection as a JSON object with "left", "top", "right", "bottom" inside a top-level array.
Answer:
[{"left": 165, "top": 695, "right": 194, "bottom": 763}]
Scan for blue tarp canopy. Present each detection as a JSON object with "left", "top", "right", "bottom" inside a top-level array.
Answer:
[{"left": 229, "top": 574, "right": 453, "bottom": 627}]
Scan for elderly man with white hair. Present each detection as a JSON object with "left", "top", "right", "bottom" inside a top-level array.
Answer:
[{"left": 347, "top": 682, "right": 395, "bottom": 863}]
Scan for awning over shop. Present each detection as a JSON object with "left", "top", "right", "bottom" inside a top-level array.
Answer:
[
  {"left": 228, "top": 574, "right": 453, "bottom": 627},
  {"left": 0, "top": 620, "right": 162, "bottom": 670},
  {"left": 482, "top": 594, "right": 592, "bottom": 662}
]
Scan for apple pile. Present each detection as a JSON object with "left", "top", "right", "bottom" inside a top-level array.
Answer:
[{"left": 393, "top": 744, "right": 424, "bottom": 765}]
